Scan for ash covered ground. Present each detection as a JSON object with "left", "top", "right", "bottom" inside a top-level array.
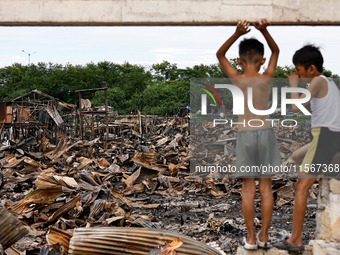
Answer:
[{"left": 0, "top": 118, "right": 318, "bottom": 254}]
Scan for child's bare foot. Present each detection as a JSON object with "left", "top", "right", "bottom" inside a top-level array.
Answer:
[
  {"left": 258, "top": 230, "right": 268, "bottom": 243},
  {"left": 246, "top": 234, "right": 256, "bottom": 245}
]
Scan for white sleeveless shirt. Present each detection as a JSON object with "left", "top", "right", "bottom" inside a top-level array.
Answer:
[{"left": 310, "top": 75, "right": 340, "bottom": 132}]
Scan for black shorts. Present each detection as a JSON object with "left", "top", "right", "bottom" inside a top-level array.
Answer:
[{"left": 301, "top": 127, "right": 340, "bottom": 176}]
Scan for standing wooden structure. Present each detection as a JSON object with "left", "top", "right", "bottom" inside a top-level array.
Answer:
[
  {"left": 0, "top": 89, "right": 76, "bottom": 141},
  {"left": 75, "top": 88, "right": 109, "bottom": 143}
]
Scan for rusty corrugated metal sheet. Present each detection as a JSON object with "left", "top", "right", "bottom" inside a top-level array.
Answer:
[
  {"left": 11, "top": 187, "right": 64, "bottom": 214},
  {"left": 47, "top": 195, "right": 80, "bottom": 223},
  {"left": 3, "top": 157, "right": 29, "bottom": 168},
  {"left": 46, "top": 105, "right": 64, "bottom": 126},
  {"left": 132, "top": 152, "right": 167, "bottom": 172},
  {"left": 69, "top": 227, "right": 222, "bottom": 255},
  {"left": 46, "top": 226, "right": 73, "bottom": 254},
  {"left": 0, "top": 208, "right": 28, "bottom": 250},
  {"left": 149, "top": 237, "right": 183, "bottom": 254},
  {"left": 6, "top": 106, "right": 13, "bottom": 122}
]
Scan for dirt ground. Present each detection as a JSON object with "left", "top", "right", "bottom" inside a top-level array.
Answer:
[
  {"left": 3, "top": 177, "right": 318, "bottom": 254},
  {"left": 130, "top": 179, "right": 318, "bottom": 254}
]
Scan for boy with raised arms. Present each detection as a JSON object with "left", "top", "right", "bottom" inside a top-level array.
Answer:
[{"left": 216, "top": 19, "right": 281, "bottom": 250}]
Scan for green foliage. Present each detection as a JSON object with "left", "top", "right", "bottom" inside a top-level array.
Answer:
[
  {"left": 94, "top": 87, "right": 126, "bottom": 114},
  {"left": 0, "top": 60, "right": 338, "bottom": 115},
  {"left": 152, "top": 61, "right": 179, "bottom": 82},
  {"left": 128, "top": 79, "right": 190, "bottom": 115}
]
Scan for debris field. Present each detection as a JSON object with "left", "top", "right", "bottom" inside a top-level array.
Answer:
[{"left": 0, "top": 115, "right": 319, "bottom": 255}]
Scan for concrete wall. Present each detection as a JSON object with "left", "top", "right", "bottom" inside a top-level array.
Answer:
[
  {"left": 314, "top": 178, "right": 340, "bottom": 255},
  {"left": 316, "top": 178, "right": 340, "bottom": 242},
  {"left": 1, "top": 0, "right": 340, "bottom": 26}
]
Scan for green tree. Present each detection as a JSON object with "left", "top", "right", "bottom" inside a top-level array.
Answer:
[
  {"left": 94, "top": 87, "right": 126, "bottom": 114},
  {"left": 0, "top": 60, "right": 338, "bottom": 116}
]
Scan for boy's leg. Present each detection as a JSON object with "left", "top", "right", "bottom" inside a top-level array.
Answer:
[
  {"left": 286, "top": 172, "right": 317, "bottom": 247},
  {"left": 242, "top": 177, "right": 256, "bottom": 245},
  {"left": 292, "top": 143, "right": 311, "bottom": 165},
  {"left": 258, "top": 177, "right": 273, "bottom": 243}
]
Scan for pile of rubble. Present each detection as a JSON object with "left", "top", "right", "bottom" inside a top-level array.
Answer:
[{"left": 0, "top": 117, "right": 318, "bottom": 254}]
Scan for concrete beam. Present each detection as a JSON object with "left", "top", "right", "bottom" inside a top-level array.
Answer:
[{"left": 0, "top": 0, "right": 340, "bottom": 26}]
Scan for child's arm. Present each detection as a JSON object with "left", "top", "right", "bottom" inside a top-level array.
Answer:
[
  {"left": 216, "top": 20, "right": 250, "bottom": 78},
  {"left": 285, "top": 72, "right": 326, "bottom": 112},
  {"left": 254, "top": 19, "right": 279, "bottom": 77}
]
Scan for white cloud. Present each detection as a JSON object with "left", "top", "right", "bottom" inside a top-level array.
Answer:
[
  {"left": 152, "top": 48, "right": 220, "bottom": 55},
  {"left": 12, "top": 56, "right": 25, "bottom": 63},
  {"left": 151, "top": 48, "right": 239, "bottom": 68}
]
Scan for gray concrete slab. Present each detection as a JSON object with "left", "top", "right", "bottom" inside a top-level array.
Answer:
[{"left": 0, "top": 0, "right": 340, "bottom": 26}]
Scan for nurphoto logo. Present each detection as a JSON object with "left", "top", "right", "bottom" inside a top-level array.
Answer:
[{"left": 200, "top": 84, "right": 311, "bottom": 116}]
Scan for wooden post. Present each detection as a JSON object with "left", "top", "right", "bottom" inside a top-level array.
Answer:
[
  {"left": 138, "top": 110, "right": 142, "bottom": 135},
  {"left": 79, "top": 92, "right": 83, "bottom": 139},
  {"left": 97, "top": 115, "right": 100, "bottom": 139},
  {"left": 21, "top": 97, "right": 23, "bottom": 123},
  {"left": 0, "top": 122, "right": 4, "bottom": 140},
  {"left": 105, "top": 89, "right": 109, "bottom": 150},
  {"left": 92, "top": 91, "right": 95, "bottom": 139},
  {"left": 73, "top": 112, "right": 77, "bottom": 138},
  {"left": 91, "top": 114, "right": 94, "bottom": 139}
]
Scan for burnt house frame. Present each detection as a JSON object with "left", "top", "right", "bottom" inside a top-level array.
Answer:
[{"left": 0, "top": 89, "right": 76, "bottom": 142}]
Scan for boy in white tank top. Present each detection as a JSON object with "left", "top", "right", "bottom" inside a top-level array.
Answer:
[{"left": 274, "top": 45, "right": 340, "bottom": 251}]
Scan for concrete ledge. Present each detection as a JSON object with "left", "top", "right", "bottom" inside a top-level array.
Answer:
[
  {"left": 1, "top": 0, "right": 340, "bottom": 26},
  {"left": 237, "top": 247, "right": 288, "bottom": 255},
  {"left": 316, "top": 178, "right": 340, "bottom": 242},
  {"left": 313, "top": 240, "right": 340, "bottom": 255},
  {"left": 237, "top": 246, "right": 313, "bottom": 255}
]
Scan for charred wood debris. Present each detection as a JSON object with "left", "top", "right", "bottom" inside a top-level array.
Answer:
[{"left": 0, "top": 113, "right": 318, "bottom": 255}]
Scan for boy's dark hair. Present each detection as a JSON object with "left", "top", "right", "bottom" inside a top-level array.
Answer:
[
  {"left": 293, "top": 44, "right": 323, "bottom": 72},
  {"left": 239, "top": 38, "right": 264, "bottom": 63}
]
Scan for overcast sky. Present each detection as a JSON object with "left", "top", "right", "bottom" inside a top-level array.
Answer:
[{"left": 1, "top": 26, "right": 339, "bottom": 75}]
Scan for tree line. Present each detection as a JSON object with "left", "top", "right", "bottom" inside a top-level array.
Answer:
[{"left": 0, "top": 60, "right": 338, "bottom": 115}]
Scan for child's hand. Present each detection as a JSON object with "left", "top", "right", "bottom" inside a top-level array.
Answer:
[
  {"left": 253, "top": 18, "right": 271, "bottom": 32},
  {"left": 285, "top": 72, "right": 300, "bottom": 87},
  {"left": 235, "top": 20, "right": 251, "bottom": 36}
]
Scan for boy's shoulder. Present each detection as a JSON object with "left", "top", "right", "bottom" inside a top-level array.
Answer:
[
  {"left": 232, "top": 73, "right": 273, "bottom": 90},
  {"left": 311, "top": 75, "right": 327, "bottom": 82},
  {"left": 309, "top": 75, "right": 328, "bottom": 91},
  {"left": 239, "top": 72, "right": 269, "bottom": 78}
]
